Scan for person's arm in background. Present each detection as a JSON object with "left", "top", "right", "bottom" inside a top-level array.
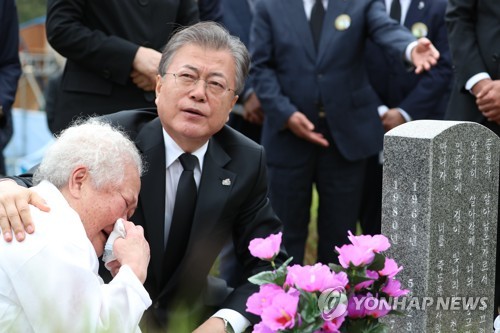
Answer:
[
  {"left": 383, "top": 1, "right": 453, "bottom": 131},
  {"left": 46, "top": 0, "right": 199, "bottom": 91},
  {"left": 0, "top": 0, "right": 21, "bottom": 160}
]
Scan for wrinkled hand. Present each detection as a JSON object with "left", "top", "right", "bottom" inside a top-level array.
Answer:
[
  {"left": 193, "top": 317, "right": 225, "bottom": 333},
  {"left": 0, "top": 180, "right": 49, "bottom": 242},
  {"left": 243, "top": 92, "right": 264, "bottom": 125},
  {"left": 287, "top": 111, "right": 329, "bottom": 147},
  {"left": 381, "top": 108, "right": 406, "bottom": 132},
  {"left": 411, "top": 37, "right": 440, "bottom": 74},
  {"left": 475, "top": 79, "right": 500, "bottom": 124},
  {"left": 131, "top": 46, "right": 161, "bottom": 91},
  {"left": 113, "top": 220, "right": 150, "bottom": 283}
]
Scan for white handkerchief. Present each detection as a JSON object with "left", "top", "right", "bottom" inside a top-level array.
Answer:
[{"left": 103, "top": 218, "right": 126, "bottom": 271}]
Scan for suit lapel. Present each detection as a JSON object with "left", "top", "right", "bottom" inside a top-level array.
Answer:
[
  {"left": 188, "top": 137, "right": 235, "bottom": 251},
  {"left": 284, "top": 0, "right": 316, "bottom": 61},
  {"left": 317, "top": 0, "right": 350, "bottom": 64},
  {"left": 135, "top": 118, "right": 166, "bottom": 284}
]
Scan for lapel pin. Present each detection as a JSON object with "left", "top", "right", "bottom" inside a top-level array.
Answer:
[
  {"left": 418, "top": 1, "right": 425, "bottom": 10},
  {"left": 411, "top": 22, "right": 428, "bottom": 38},
  {"left": 222, "top": 178, "right": 231, "bottom": 186},
  {"left": 334, "top": 14, "right": 351, "bottom": 31}
]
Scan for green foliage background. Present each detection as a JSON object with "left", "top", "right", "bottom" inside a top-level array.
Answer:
[{"left": 16, "top": 0, "right": 47, "bottom": 24}]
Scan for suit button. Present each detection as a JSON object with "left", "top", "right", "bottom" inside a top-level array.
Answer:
[
  {"left": 138, "top": 0, "right": 149, "bottom": 6},
  {"left": 492, "top": 54, "right": 499, "bottom": 62},
  {"left": 153, "top": 302, "right": 159, "bottom": 309}
]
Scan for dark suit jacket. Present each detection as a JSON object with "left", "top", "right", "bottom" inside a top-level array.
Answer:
[
  {"left": 445, "top": 0, "right": 500, "bottom": 134},
  {"left": 45, "top": 0, "right": 199, "bottom": 134},
  {"left": 366, "top": 0, "right": 452, "bottom": 120},
  {"left": 198, "top": 0, "right": 223, "bottom": 22},
  {"left": 0, "top": 0, "right": 21, "bottom": 174},
  {"left": 251, "top": 0, "right": 417, "bottom": 164},
  {"left": 101, "top": 110, "right": 286, "bottom": 323}
]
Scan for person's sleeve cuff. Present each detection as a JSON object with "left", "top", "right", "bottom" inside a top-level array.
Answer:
[
  {"left": 212, "top": 308, "right": 250, "bottom": 333},
  {"left": 397, "top": 108, "right": 412, "bottom": 122},
  {"left": 405, "top": 41, "right": 418, "bottom": 63},
  {"left": 465, "top": 73, "right": 491, "bottom": 92}
]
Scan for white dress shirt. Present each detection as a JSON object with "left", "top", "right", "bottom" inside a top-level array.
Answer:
[
  {"left": 0, "top": 181, "right": 151, "bottom": 333},
  {"left": 303, "top": 0, "right": 329, "bottom": 19}
]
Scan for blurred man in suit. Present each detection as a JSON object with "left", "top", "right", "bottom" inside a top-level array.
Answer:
[
  {"left": 45, "top": 0, "right": 199, "bottom": 134},
  {"left": 251, "top": 0, "right": 439, "bottom": 265},
  {"left": 360, "top": 0, "right": 452, "bottom": 235},
  {"left": 445, "top": 0, "right": 500, "bottom": 316},
  {"left": 0, "top": 0, "right": 21, "bottom": 175}
]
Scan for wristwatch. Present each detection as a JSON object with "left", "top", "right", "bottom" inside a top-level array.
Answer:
[{"left": 222, "top": 318, "right": 235, "bottom": 333}]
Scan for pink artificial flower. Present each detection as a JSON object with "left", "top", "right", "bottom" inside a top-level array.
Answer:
[
  {"left": 364, "top": 296, "right": 392, "bottom": 318},
  {"left": 379, "top": 258, "right": 403, "bottom": 278},
  {"left": 354, "top": 270, "right": 379, "bottom": 291},
  {"left": 285, "top": 263, "right": 348, "bottom": 292},
  {"left": 249, "top": 232, "right": 282, "bottom": 261},
  {"left": 347, "top": 230, "right": 391, "bottom": 253},
  {"left": 347, "top": 294, "right": 368, "bottom": 319},
  {"left": 246, "top": 284, "right": 284, "bottom": 316},
  {"left": 252, "top": 322, "right": 276, "bottom": 333},
  {"left": 319, "top": 313, "right": 346, "bottom": 333},
  {"left": 261, "top": 292, "right": 299, "bottom": 331},
  {"left": 381, "top": 278, "right": 410, "bottom": 297},
  {"left": 335, "top": 244, "right": 375, "bottom": 269}
]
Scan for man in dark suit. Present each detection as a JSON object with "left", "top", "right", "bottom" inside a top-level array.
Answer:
[
  {"left": 0, "top": 22, "right": 286, "bottom": 333},
  {"left": 360, "top": 0, "right": 452, "bottom": 235},
  {"left": 0, "top": 0, "right": 21, "bottom": 176},
  {"left": 445, "top": 0, "right": 500, "bottom": 316},
  {"left": 45, "top": 0, "right": 199, "bottom": 135},
  {"left": 250, "top": 0, "right": 439, "bottom": 265},
  {"left": 222, "top": 0, "right": 263, "bottom": 144}
]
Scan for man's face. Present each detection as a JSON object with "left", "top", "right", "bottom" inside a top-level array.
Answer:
[
  {"left": 79, "top": 163, "right": 140, "bottom": 256},
  {"left": 155, "top": 44, "right": 239, "bottom": 151}
]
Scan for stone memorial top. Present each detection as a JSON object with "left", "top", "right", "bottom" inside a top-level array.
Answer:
[{"left": 381, "top": 120, "right": 499, "bottom": 333}]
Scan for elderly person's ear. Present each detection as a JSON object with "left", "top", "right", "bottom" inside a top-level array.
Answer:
[{"left": 68, "top": 166, "right": 90, "bottom": 197}]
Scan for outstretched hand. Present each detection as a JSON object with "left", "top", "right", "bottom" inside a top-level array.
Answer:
[
  {"left": 411, "top": 37, "right": 440, "bottom": 74},
  {"left": 287, "top": 111, "right": 329, "bottom": 147},
  {"left": 0, "top": 180, "right": 50, "bottom": 242}
]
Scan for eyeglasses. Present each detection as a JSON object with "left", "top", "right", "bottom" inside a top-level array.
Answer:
[{"left": 164, "top": 72, "right": 236, "bottom": 97}]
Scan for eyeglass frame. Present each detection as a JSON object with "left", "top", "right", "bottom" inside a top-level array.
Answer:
[{"left": 163, "top": 71, "right": 237, "bottom": 97}]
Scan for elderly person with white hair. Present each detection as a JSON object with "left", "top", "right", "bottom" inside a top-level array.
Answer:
[{"left": 0, "top": 119, "right": 151, "bottom": 332}]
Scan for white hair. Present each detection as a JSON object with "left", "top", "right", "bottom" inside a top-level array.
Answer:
[{"left": 33, "top": 118, "right": 143, "bottom": 190}]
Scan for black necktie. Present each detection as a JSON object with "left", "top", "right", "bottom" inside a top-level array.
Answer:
[
  {"left": 162, "top": 153, "right": 198, "bottom": 284},
  {"left": 390, "top": 0, "right": 401, "bottom": 23},
  {"left": 310, "top": 0, "right": 325, "bottom": 51}
]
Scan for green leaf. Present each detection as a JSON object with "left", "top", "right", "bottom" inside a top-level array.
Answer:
[
  {"left": 367, "top": 253, "right": 386, "bottom": 271},
  {"left": 248, "top": 271, "right": 280, "bottom": 285},
  {"left": 329, "top": 263, "right": 344, "bottom": 273}
]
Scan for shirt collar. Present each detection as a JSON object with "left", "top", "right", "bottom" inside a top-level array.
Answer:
[{"left": 162, "top": 128, "right": 209, "bottom": 171}]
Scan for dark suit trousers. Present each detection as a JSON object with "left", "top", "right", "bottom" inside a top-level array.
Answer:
[{"left": 267, "top": 120, "right": 367, "bottom": 265}]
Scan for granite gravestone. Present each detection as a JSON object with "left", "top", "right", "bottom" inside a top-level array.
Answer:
[{"left": 381, "top": 120, "right": 499, "bottom": 332}]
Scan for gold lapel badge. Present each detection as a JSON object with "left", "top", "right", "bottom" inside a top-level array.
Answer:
[
  {"left": 334, "top": 14, "right": 351, "bottom": 31},
  {"left": 222, "top": 178, "right": 231, "bottom": 186},
  {"left": 411, "top": 22, "right": 428, "bottom": 38}
]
